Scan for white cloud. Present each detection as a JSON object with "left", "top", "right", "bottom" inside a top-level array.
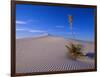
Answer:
[
  {"left": 55, "top": 26, "right": 65, "bottom": 28},
  {"left": 16, "top": 28, "right": 28, "bottom": 31},
  {"left": 16, "top": 19, "right": 39, "bottom": 25},
  {"left": 29, "top": 30, "right": 45, "bottom": 33},
  {"left": 16, "top": 27, "right": 46, "bottom": 33},
  {"left": 16, "top": 21, "right": 27, "bottom": 24}
]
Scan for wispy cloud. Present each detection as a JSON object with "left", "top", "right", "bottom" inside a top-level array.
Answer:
[
  {"left": 29, "top": 30, "right": 45, "bottom": 33},
  {"left": 16, "top": 19, "right": 39, "bottom": 25},
  {"left": 16, "top": 27, "right": 46, "bottom": 33},
  {"left": 55, "top": 26, "right": 65, "bottom": 28},
  {"left": 16, "top": 21, "right": 27, "bottom": 24},
  {"left": 16, "top": 28, "right": 27, "bottom": 31}
]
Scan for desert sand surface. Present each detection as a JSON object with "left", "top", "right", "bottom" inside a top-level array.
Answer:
[{"left": 16, "top": 36, "right": 95, "bottom": 74}]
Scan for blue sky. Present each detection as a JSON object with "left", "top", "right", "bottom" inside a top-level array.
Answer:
[{"left": 16, "top": 4, "right": 95, "bottom": 41}]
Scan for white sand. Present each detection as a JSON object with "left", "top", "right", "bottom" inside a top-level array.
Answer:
[{"left": 16, "top": 36, "right": 95, "bottom": 73}]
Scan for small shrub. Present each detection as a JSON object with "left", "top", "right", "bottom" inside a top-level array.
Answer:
[{"left": 65, "top": 43, "right": 85, "bottom": 60}]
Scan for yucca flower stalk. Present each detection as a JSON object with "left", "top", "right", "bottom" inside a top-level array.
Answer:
[{"left": 68, "top": 15, "right": 75, "bottom": 38}]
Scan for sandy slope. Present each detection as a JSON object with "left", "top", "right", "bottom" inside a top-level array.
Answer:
[{"left": 16, "top": 36, "right": 95, "bottom": 73}]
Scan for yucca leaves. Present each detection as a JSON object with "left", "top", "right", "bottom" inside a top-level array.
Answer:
[{"left": 65, "top": 43, "right": 84, "bottom": 60}]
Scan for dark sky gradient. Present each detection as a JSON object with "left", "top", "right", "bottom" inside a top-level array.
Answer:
[{"left": 16, "top": 4, "right": 95, "bottom": 41}]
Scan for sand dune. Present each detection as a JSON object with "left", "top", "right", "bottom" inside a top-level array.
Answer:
[{"left": 16, "top": 36, "right": 95, "bottom": 73}]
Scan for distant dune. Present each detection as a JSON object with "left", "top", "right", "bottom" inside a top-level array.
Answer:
[
  {"left": 16, "top": 35, "right": 95, "bottom": 74},
  {"left": 16, "top": 32, "right": 49, "bottom": 39}
]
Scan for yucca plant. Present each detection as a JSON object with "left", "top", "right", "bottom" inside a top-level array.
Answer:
[{"left": 65, "top": 43, "right": 85, "bottom": 60}]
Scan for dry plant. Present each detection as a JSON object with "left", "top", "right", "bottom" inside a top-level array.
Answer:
[{"left": 65, "top": 43, "right": 85, "bottom": 60}]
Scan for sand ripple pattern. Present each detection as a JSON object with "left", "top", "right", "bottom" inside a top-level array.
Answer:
[{"left": 31, "top": 61, "right": 94, "bottom": 72}]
